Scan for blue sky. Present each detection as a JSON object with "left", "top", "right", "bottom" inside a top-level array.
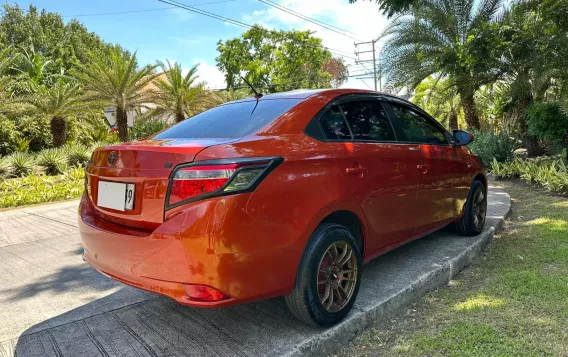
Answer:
[{"left": 11, "top": 0, "right": 389, "bottom": 89}]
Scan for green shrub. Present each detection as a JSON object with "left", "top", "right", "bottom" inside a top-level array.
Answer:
[
  {"left": 37, "top": 148, "right": 68, "bottom": 175},
  {"left": 468, "top": 129, "right": 517, "bottom": 167},
  {"left": 0, "top": 115, "right": 18, "bottom": 156},
  {"left": 13, "top": 115, "right": 52, "bottom": 152},
  {"left": 8, "top": 152, "right": 36, "bottom": 177},
  {"left": 130, "top": 119, "right": 168, "bottom": 140},
  {"left": 66, "top": 145, "right": 93, "bottom": 167},
  {"left": 13, "top": 137, "right": 31, "bottom": 152},
  {"left": 0, "top": 157, "right": 12, "bottom": 178},
  {"left": 0, "top": 167, "right": 85, "bottom": 208},
  {"left": 526, "top": 102, "right": 568, "bottom": 152}
]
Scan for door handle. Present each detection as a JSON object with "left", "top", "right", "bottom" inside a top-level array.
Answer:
[{"left": 345, "top": 167, "right": 368, "bottom": 175}]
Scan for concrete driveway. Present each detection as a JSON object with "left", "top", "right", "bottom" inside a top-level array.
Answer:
[{"left": 0, "top": 186, "right": 510, "bottom": 357}]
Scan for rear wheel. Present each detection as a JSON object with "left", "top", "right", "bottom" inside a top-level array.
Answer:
[
  {"left": 285, "top": 223, "right": 362, "bottom": 327},
  {"left": 455, "top": 180, "right": 487, "bottom": 236}
]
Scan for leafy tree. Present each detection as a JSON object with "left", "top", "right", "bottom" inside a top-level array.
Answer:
[
  {"left": 19, "top": 80, "right": 92, "bottom": 147},
  {"left": 151, "top": 60, "right": 206, "bottom": 123},
  {"left": 216, "top": 25, "right": 333, "bottom": 92},
  {"left": 413, "top": 77, "right": 461, "bottom": 130},
  {"left": 323, "top": 58, "right": 349, "bottom": 88},
  {"left": 348, "top": 0, "right": 417, "bottom": 18},
  {"left": 0, "top": 4, "right": 114, "bottom": 73},
  {"left": 74, "top": 46, "right": 159, "bottom": 141},
  {"left": 380, "top": 0, "right": 507, "bottom": 129}
]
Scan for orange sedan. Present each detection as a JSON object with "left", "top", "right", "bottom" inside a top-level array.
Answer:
[{"left": 79, "top": 89, "right": 486, "bottom": 326}]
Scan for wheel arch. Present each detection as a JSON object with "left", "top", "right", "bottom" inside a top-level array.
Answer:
[
  {"left": 320, "top": 210, "right": 365, "bottom": 258},
  {"left": 473, "top": 172, "right": 487, "bottom": 188}
]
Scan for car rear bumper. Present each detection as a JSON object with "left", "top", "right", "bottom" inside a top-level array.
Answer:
[{"left": 78, "top": 193, "right": 301, "bottom": 307}]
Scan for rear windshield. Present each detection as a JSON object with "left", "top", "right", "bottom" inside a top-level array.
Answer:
[{"left": 152, "top": 99, "right": 302, "bottom": 139}]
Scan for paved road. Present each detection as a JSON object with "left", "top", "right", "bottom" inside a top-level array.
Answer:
[{"left": 0, "top": 187, "right": 510, "bottom": 357}]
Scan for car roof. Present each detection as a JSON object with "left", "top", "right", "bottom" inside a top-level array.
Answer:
[{"left": 226, "top": 88, "right": 399, "bottom": 104}]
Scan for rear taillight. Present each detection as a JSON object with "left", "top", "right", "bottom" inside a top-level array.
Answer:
[{"left": 167, "top": 157, "right": 282, "bottom": 207}]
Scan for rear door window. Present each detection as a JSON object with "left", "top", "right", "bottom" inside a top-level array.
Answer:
[
  {"left": 340, "top": 100, "right": 396, "bottom": 141},
  {"left": 389, "top": 103, "right": 448, "bottom": 145},
  {"left": 153, "top": 99, "right": 302, "bottom": 139},
  {"left": 319, "top": 104, "right": 352, "bottom": 140}
]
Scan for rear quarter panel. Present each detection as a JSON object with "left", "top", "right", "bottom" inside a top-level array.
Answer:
[{"left": 194, "top": 135, "right": 369, "bottom": 256}]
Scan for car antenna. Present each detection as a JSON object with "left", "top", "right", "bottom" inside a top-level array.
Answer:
[
  {"left": 241, "top": 76, "right": 263, "bottom": 114},
  {"left": 241, "top": 77, "right": 263, "bottom": 100}
]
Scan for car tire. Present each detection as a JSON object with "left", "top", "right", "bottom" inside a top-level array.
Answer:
[
  {"left": 285, "top": 223, "right": 362, "bottom": 327},
  {"left": 455, "top": 180, "right": 487, "bottom": 236}
]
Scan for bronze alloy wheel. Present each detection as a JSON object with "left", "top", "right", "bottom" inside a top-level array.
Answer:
[
  {"left": 472, "top": 188, "right": 487, "bottom": 230},
  {"left": 316, "top": 241, "right": 358, "bottom": 313}
]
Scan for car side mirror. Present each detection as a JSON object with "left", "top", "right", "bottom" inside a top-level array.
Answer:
[{"left": 452, "top": 130, "right": 474, "bottom": 146}]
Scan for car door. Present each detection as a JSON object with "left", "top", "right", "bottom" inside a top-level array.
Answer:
[
  {"left": 384, "top": 100, "right": 471, "bottom": 235},
  {"left": 317, "top": 96, "right": 420, "bottom": 252}
]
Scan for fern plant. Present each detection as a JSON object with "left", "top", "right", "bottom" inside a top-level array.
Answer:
[
  {"left": 9, "top": 152, "right": 36, "bottom": 177},
  {"left": 37, "top": 148, "right": 67, "bottom": 175}
]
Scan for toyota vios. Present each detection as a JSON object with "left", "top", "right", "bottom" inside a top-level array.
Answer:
[{"left": 79, "top": 89, "right": 487, "bottom": 326}]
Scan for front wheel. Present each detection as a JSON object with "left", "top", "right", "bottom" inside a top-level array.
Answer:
[
  {"left": 455, "top": 180, "right": 487, "bottom": 236},
  {"left": 285, "top": 223, "right": 362, "bottom": 327}
]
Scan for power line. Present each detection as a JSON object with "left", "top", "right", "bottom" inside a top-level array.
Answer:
[
  {"left": 159, "top": 0, "right": 255, "bottom": 28},
  {"left": 158, "top": 0, "right": 358, "bottom": 59},
  {"left": 62, "top": 0, "right": 236, "bottom": 18},
  {"left": 261, "top": 0, "right": 362, "bottom": 37},
  {"left": 258, "top": 0, "right": 363, "bottom": 42}
]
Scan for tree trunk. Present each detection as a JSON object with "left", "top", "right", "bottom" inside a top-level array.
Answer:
[
  {"left": 459, "top": 92, "right": 481, "bottom": 129},
  {"left": 176, "top": 112, "right": 185, "bottom": 123},
  {"left": 50, "top": 116, "right": 66, "bottom": 147},
  {"left": 116, "top": 107, "right": 129, "bottom": 142},
  {"left": 449, "top": 111, "right": 459, "bottom": 131}
]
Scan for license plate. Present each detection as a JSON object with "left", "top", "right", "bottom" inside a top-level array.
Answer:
[{"left": 97, "top": 181, "right": 135, "bottom": 211}]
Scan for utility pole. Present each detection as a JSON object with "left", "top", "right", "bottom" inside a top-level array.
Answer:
[{"left": 354, "top": 40, "right": 379, "bottom": 91}]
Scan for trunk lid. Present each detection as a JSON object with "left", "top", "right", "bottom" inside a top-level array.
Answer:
[{"left": 86, "top": 138, "right": 235, "bottom": 230}]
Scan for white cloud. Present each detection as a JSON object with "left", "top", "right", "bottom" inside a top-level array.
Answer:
[
  {"left": 243, "top": 0, "right": 390, "bottom": 90},
  {"left": 193, "top": 59, "right": 226, "bottom": 89}
]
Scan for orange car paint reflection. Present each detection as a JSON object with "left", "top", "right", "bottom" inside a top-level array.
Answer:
[{"left": 79, "top": 89, "right": 485, "bottom": 307}]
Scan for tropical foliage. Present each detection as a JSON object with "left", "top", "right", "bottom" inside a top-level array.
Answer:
[
  {"left": 74, "top": 46, "right": 159, "bottom": 141},
  {"left": 491, "top": 152, "right": 568, "bottom": 195},
  {"left": 19, "top": 80, "right": 92, "bottom": 147},
  {"left": 380, "top": 0, "right": 506, "bottom": 129},
  {"left": 0, "top": 167, "right": 84, "bottom": 208},
  {"left": 151, "top": 61, "right": 206, "bottom": 123}
]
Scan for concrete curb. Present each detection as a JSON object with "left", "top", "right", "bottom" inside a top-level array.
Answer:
[{"left": 285, "top": 186, "right": 512, "bottom": 357}]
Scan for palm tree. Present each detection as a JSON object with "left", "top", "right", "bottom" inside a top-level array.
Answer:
[
  {"left": 380, "top": 0, "right": 505, "bottom": 129},
  {"left": 74, "top": 46, "right": 159, "bottom": 141},
  {"left": 152, "top": 60, "right": 206, "bottom": 123},
  {"left": 413, "top": 76, "right": 461, "bottom": 130},
  {"left": 20, "top": 80, "right": 92, "bottom": 147},
  {"left": 210, "top": 88, "right": 252, "bottom": 105}
]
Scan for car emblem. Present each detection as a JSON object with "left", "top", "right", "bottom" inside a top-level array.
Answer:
[{"left": 108, "top": 151, "right": 117, "bottom": 166}]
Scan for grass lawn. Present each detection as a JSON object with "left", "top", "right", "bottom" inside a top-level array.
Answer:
[
  {"left": 336, "top": 180, "right": 568, "bottom": 357},
  {"left": 0, "top": 167, "right": 84, "bottom": 209}
]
